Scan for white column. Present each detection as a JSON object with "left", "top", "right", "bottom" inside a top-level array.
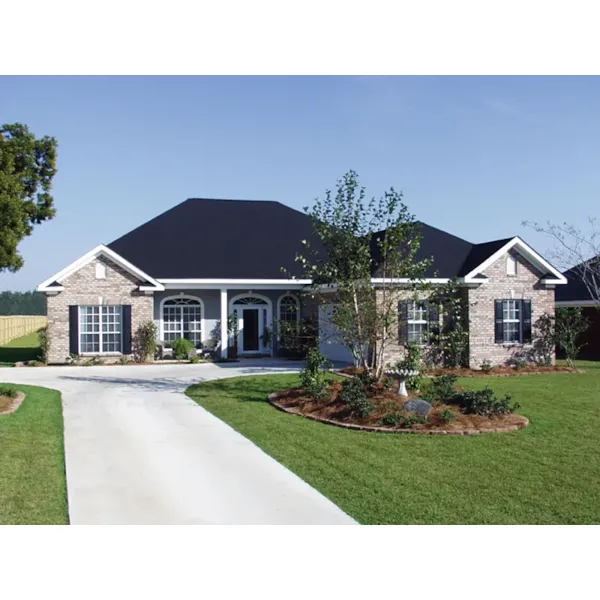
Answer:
[{"left": 220, "top": 288, "right": 228, "bottom": 358}]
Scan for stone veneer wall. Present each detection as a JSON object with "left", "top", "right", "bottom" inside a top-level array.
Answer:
[
  {"left": 466, "top": 250, "right": 555, "bottom": 368},
  {"left": 45, "top": 256, "right": 153, "bottom": 363}
]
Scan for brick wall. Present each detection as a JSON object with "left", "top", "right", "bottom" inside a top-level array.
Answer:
[
  {"left": 467, "top": 250, "right": 555, "bottom": 368},
  {"left": 45, "top": 256, "right": 154, "bottom": 363}
]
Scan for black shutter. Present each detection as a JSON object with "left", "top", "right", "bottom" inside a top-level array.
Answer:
[
  {"left": 522, "top": 300, "right": 532, "bottom": 344},
  {"left": 122, "top": 305, "right": 132, "bottom": 354},
  {"left": 69, "top": 306, "right": 79, "bottom": 355},
  {"left": 494, "top": 300, "right": 504, "bottom": 344},
  {"left": 398, "top": 300, "right": 408, "bottom": 342},
  {"left": 429, "top": 301, "right": 440, "bottom": 337}
]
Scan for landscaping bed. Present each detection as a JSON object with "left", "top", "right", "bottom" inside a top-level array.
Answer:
[{"left": 0, "top": 386, "right": 26, "bottom": 414}]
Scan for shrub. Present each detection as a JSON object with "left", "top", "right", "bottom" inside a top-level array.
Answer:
[
  {"left": 356, "top": 368, "right": 376, "bottom": 392},
  {"left": 172, "top": 337, "right": 194, "bottom": 360},
  {"left": 340, "top": 377, "right": 373, "bottom": 418},
  {"left": 426, "top": 374, "right": 458, "bottom": 403},
  {"left": 480, "top": 359, "right": 493, "bottom": 372},
  {"left": 133, "top": 321, "right": 158, "bottom": 362},
  {"left": 455, "top": 386, "right": 521, "bottom": 416},
  {"left": 0, "top": 386, "right": 18, "bottom": 399},
  {"left": 381, "top": 413, "right": 400, "bottom": 426},
  {"left": 190, "top": 354, "right": 201, "bottom": 364},
  {"left": 118, "top": 355, "right": 131, "bottom": 365},
  {"left": 555, "top": 307, "right": 590, "bottom": 367},
  {"left": 437, "top": 408, "right": 455, "bottom": 424},
  {"left": 396, "top": 342, "right": 422, "bottom": 390},
  {"left": 38, "top": 326, "right": 50, "bottom": 364},
  {"left": 506, "top": 355, "right": 527, "bottom": 370},
  {"left": 300, "top": 346, "right": 329, "bottom": 399},
  {"left": 383, "top": 376, "right": 395, "bottom": 391},
  {"left": 400, "top": 413, "right": 428, "bottom": 427}
]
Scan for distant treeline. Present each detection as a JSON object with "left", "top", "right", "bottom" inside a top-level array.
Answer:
[{"left": 0, "top": 291, "right": 47, "bottom": 315}]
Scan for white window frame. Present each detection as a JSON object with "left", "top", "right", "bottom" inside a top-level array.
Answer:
[
  {"left": 79, "top": 305, "right": 123, "bottom": 355},
  {"left": 506, "top": 255, "right": 517, "bottom": 276},
  {"left": 407, "top": 300, "right": 429, "bottom": 345},
  {"left": 159, "top": 295, "right": 204, "bottom": 348},
  {"left": 277, "top": 293, "right": 300, "bottom": 325},
  {"left": 502, "top": 299, "right": 521, "bottom": 344}
]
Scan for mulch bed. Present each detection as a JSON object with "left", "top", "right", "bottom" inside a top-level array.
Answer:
[
  {"left": 340, "top": 365, "right": 581, "bottom": 378},
  {"left": 0, "top": 392, "right": 26, "bottom": 415},
  {"left": 268, "top": 382, "right": 529, "bottom": 435}
]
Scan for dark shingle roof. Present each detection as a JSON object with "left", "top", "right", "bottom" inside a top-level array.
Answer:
[
  {"left": 107, "top": 198, "right": 519, "bottom": 281},
  {"left": 556, "top": 262, "right": 596, "bottom": 302}
]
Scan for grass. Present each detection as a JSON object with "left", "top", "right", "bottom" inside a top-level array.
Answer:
[
  {"left": 186, "top": 361, "right": 600, "bottom": 524},
  {"left": 0, "top": 331, "right": 41, "bottom": 366},
  {"left": 0, "top": 384, "right": 68, "bottom": 524}
]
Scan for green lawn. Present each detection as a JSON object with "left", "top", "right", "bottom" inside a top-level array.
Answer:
[
  {"left": 0, "top": 331, "right": 42, "bottom": 366},
  {"left": 186, "top": 362, "right": 600, "bottom": 524},
  {"left": 0, "top": 384, "right": 68, "bottom": 524}
]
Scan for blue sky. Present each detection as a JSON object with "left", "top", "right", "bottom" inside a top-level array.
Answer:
[{"left": 1, "top": 76, "right": 599, "bottom": 291}]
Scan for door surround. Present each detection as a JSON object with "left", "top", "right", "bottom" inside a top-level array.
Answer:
[{"left": 229, "top": 293, "right": 273, "bottom": 355}]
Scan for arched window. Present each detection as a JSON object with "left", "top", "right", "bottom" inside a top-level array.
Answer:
[
  {"left": 278, "top": 294, "right": 299, "bottom": 324},
  {"left": 162, "top": 297, "right": 203, "bottom": 347},
  {"left": 233, "top": 296, "right": 268, "bottom": 305}
]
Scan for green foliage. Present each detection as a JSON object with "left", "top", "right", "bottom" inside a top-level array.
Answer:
[
  {"left": 355, "top": 368, "right": 376, "bottom": 392},
  {"left": 381, "top": 411, "right": 428, "bottom": 427},
  {"left": 0, "top": 291, "right": 47, "bottom": 315},
  {"left": 261, "top": 326, "right": 272, "bottom": 348},
  {"left": 133, "top": 320, "right": 157, "bottom": 362},
  {"left": 340, "top": 377, "right": 373, "bottom": 418},
  {"left": 421, "top": 374, "right": 458, "bottom": 404},
  {"left": 383, "top": 376, "right": 395, "bottom": 391},
  {"left": 396, "top": 342, "right": 422, "bottom": 390},
  {"left": 172, "top": 337, "right": 194, "bottom": 360},
  {"left": 532, "top": 313, "right": 555, "bottom": 366},
  {"left": 555, "top": 307, "right": 590, "bottom": 367},
  {"left": 0, "top": 123, "right": 58, "bottom": 272},
  {"left": 278, "top": 317, "right": 318, "bottom": 357},
  {"left": 37, "top": 326, "right": 49, "bottom": 364},
  {"left": 480, "top": 359, "right": 493, "bottom": 372},
  {"left": 427, "top": 278, "right": 469, "bottom": 368},
  {"left": 0, "top": 385, "right": 18, "bottom": 399},
  {"left": 118, "top": 355, "right": 131, "bottom": 365},
  {"left": 300, "top": 346, "right": 329, "bottom": 399},
  {"left": 381, "top": 413, "right": 400, "bottom": 426},
  {"left": 506, "top": 355, "right": 527, "bottom": 370},
  {"left": 455, "top": 387, "right": 520, "bottom": 416},
  {"left": 437, "top": 408, "right": 455, "bottom": 424},
  {"left": 292, "top": 170, "right": 432, "bottom": 377},
  {"left": 190, "top": 354, "right": 201, "bottom": 364}
]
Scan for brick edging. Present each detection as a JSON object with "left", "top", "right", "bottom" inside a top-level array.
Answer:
[
  {"left": 333, "top": 369, "right": 582, "bottom": 379},
  {"left": 267, "top": 392, "right": 530, "bottom": 435}
]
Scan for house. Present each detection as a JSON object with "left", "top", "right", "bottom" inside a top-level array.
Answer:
[
  {"left": 555, "top": 261, "right": 600, "bottom": 360},
  {"left": 36, "top": 198, "right": 567, "bottom": 367}
]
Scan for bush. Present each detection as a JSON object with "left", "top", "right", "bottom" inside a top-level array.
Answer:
[
  {"left": 340, "top": 377, "right": 373, "bottom": 418},
  {"left": 190, "top": 354, "right": 201, "bottom": 364},
  {"left": 396, "top": 342, "right": 422, "bottom": 390},
  {"left": 480, "top": 359, "right": 493, "bottom": 372},
  {"left": 555, "top": 307, "right": 590, "bottom": 367},
  {"left": 380, "top": 411, "right": 428, "bottom": 428},
  {"left": 356, "top": 368, "right": 376, "bottom": 392},
  {"left": 506, "top": 355, "right": 527, "bottom": 370},
  {"left": 300, "top": 346, "right": 329, "bottom": 399},
  {"left": 421, "top": 374, "right": 458, "bottom": 403},
  {"left": 133, "top": 321, "right": 158, "bottom": 362},
  {"left": 0, "top": 386, "right": 18, "bottom": 399},
  {"left": 172, "top": 337, "right": 194, "bottom": 360},
  {"left": 455, "top": 386, "right": 521, "bottom": 416},
  {"left": 38, "top": 326, "right": 50, "bottom": 364},
  {"left": 381, "top": 413, "right": 400, "bottom": 426},
  {"left": 437, "top": 408, "right": 455, "bottom": 424}
]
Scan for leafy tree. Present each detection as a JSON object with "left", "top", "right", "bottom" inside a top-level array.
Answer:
[
  {"left": 293, "top": 170, "right": 432, "bottom": 379},
  {"left": 554, "top": 307, "right": 590, "bottom": 367},
  {"left": 0, "top": 290, "right": 47, "bottom": 315},
  {"left": 0, "top": 123, "right": 58, "bottom": 273}
]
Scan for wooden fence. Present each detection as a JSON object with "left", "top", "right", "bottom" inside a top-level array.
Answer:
[{"left": 0, "top": 316, "right": 48, "bottom": 346}]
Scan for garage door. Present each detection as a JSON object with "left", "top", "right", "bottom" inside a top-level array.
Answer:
[{"left": 318, "top": 304, "right": 354, "bottom": 365}]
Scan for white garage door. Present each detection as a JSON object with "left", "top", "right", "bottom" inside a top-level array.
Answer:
[{"left": 318, "top": 304, "right": 354, "bottom": 365}]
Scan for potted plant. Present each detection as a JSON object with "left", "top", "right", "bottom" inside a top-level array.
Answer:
[{"left": 227, "top": 313, "right": 239, "bottom": 359}]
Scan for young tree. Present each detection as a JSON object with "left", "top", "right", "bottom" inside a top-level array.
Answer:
[
  {"left": 554, "top": 307, "right": 590, "bottom": 367},
  {"left": 523, "top": 218, "right": 600, "bottom": 308},
  {"left": 293, "top": 171, "right": 432, "bottom": 379},
  {"left": 0, "top": 123, "right": 58, "bottom": 273}
]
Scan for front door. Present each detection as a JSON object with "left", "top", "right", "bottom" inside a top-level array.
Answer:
[{"left": 242, "top": 309, "right": 259, "bottom": 352}]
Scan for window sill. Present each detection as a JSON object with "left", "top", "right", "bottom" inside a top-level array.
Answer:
[{"left": 80, "top": 352, "right": 123, "bottom": 356}]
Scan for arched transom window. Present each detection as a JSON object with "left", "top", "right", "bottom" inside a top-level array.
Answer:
[
  {"left": 279, "top": 294, "right": 299, "bottom": 323},
  {"left": 233, "top": 296, "right": 268, "bottom": 305},
  {"left": 162, "top": 297, "right": 202, "bottom": 347}
]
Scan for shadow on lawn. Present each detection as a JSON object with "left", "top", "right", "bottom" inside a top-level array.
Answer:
[
  {"left": 58, "top": 375, "right": 207, "bottom": 393},
  {"left": 0, "top": 345, "right": 41, "bottom": 365}
]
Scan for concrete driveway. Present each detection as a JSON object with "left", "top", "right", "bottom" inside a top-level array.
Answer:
[{"left": 1, "top": 360, "right": 355, "bottom": 525}]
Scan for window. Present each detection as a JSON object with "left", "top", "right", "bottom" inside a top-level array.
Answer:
[
  {"left": 507, "top": 255, "right": 517, "bottom": 276},
  {"left": 407, "top": 300, "right": 429, "bottom": 344},
  {"left": 279, "top": 295, "right": 299, "bottom": 324},
  {"left": 162, "top": 297, "right": 203, "bottom": 347},
  {"left": 79, "top": 305, "right": 122, "bottom": 353},
  {"left": 495, "top": 299, "right": 532, "bottom": 344},
  {"left": 95, "top": 262, "right": 107, "bottom": 279},
  {"left": 233, "top": 296, "right": 268, "bottom": 305}
]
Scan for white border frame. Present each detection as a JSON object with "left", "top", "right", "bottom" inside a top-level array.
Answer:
[
  {"left": 229, "top": 292, "right": 273, "bottom": 355},
  {"left": 78, "top": 305, "right": 123, "bottom": 355},
  {"left": 159, "top": 294, "right": 205, "bottom": 347},
  {"left": 37, "top": 244, "right": 165, "bottom": 292},
  {"left": 276, "top": 293, "right": 300, "bottom": 325}
]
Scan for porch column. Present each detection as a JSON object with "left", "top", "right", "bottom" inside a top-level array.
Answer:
[{"left": 220, "top": 288, "right": 228, "bottom": 358}]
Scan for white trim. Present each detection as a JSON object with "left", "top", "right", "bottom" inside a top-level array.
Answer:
[
  {"left": 277, "top": 293, "right": 300, "bottom": 325},
  {"left": 220, "top": 288, "right": 228, "bottom": 359},
  {"left": 37, "top": 244, "right": 165, "bottom": 292},
  {"left": 229, "top": 293, "right": 273, "bottom": 355},
  {"left": 556, "top": 300, "right": 598, "bottom": 307},
  {"left": 158, "top": 278, "right": 312, "bottom": 285},
  {"left": 463, "top": 237, "right": 567, "bottom": 284},
  {"left": 78, "top": 305, "right": 123, "bottom": 354},
  {"left": 371, "top": 278, "right": 452, "bottom": 285},
  {"left": 159, "top": 294, "right": 205, "bottom": 347}
]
